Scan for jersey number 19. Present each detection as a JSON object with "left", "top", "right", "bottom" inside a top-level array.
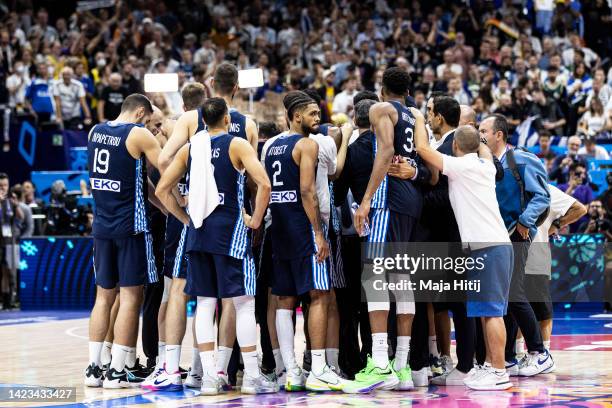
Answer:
[{"left": 93, "top": 148, "right": 110, "bottom": 174}]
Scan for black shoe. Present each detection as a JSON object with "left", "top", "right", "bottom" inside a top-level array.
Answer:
[
  {"left": 125, "top": 358, "right": 148, "bottom": 382},
  {"left": 84, "top": 363, "right": 104, "bottom": 387},
  {"left": 104, "top": 368, "right": 134, "bottom": 388}
]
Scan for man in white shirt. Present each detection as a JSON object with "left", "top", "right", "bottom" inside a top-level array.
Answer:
[
  {"left": 578, "top": 137, "right": 610, "bottom": 160},
  {"left": 523, "top": 184, "right": 586, "bottom": 368},
  {"left": 52, "top": 67, "right": 91, "bottom": 129},
  {"left": 415, "top": 124, "right": 513, "bottom": 391},
  {"left": 332, "top": 77, "right": 358, "bottom": 116}
]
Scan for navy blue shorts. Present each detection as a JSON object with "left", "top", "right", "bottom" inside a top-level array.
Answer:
[
  {"left": 272, "top": 254, "right": 330, "bottom": 296},
  {"left": 185, "top": 251, "right": 255, "bottom": 298},
  {"left": 94, "top": 233, "right": 158, "bottom": 289},
  {"left": 467, "top": 245, "right": 514, "bottom": 317},
  {"left": 163, "top": 215, "right": 188, "bottom": 279},
  {"left": 366, "top": 208, "right": 417, "bottom": 259}
]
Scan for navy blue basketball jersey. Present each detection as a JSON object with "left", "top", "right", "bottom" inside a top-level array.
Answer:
[
  {"left": 228, "top": 109, "right": 247, "bottom": 140},
  {"left": 264, "top": 134, "right": 316, "bottom": 260},
  {"left": 88, "top": 121, "right": 149, "bottom": 238},
  {"left": 196, "top": 107, "right": 206, "bottom": 133},
  {"left": 318, "top": 124, "right": 330, "bottom": 136},
  {"left": 371, "top": 101, "right": 422, "bottom": 217},
  {"left": 186, "top": 133, "right": 249, "bottom": 259}
]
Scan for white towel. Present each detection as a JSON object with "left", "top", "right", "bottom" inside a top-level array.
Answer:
[{"left": 188, "top": 130, "right": 220, "bottom": 228}]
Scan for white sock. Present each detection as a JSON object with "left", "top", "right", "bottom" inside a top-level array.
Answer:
[
  {"left": 199, "top": 350, "right": 215, "bottom": 376},
  {"left": 191, "top": 347, "right": 202, "bottom": 373},
  {"left": 394, "top": 336, "right": 410, "bottom": 371},
  {"left": 428, "top": 336, "right": 439, "bottom": 357},
  {"left": 273, "top": 348, "right": 285, "bottom": 374},
  {"left": 215, "top": 346, "right": 233, "bottom": 374},
  {"left": 515, "top": 338, "right": 525, "bottom": 356},
  {"left": 372, "top": 333, "right": 389, "bottom": 369},
  {"left": 326, "top": 348, "right": 339, "bottom": 369},
  {"left": 242, "top": 350, "right": 260, "bottom": 378},
  {"left": 165, "top": 345, "right": 181, "bottom": 374},
  {"left": 110, "top": 344, "right": 129, "bottom": 372},
  {"left": 101, "top": 341, "right": 112, "bottom": 365},
  {"left": 543, "top": 340, "right": 551, "bottom": 351},
  {"left": 276, "top": 309, "right": 297, "bottom": 369},
  {"left": 88, "top": 341, "right": 103, "bottom": 367},
  {"left": 125, "top": 347, "right": 136, "bottom": 368},
  {"left": 157, "top": 341, "right": 166, "bottom": 368},
  {"left": 311, "top": 349, "right": 326, "bottom": 375}
]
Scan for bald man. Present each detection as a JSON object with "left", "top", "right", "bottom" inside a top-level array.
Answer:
[
  {"left": 53, "top": 66, "right": 92, "bottom": 129},
  {"left": 459, "top": 105, "right": 477, "bottom": 127},
  {"left": 147, "top": 106, "right": 175, "bottom": 148}
]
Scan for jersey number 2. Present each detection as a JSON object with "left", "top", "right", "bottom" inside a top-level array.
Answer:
[
  {"left": 272, "top": 161, "right": 283, "bottom": 187},
  {"left": 93, "top": 148, "right": 110, "bottom": 174}
]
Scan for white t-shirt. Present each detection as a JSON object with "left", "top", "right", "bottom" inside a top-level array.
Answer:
[
  {"left": 525, "top": 185, "right": 576, "bottom": 276},
  {"left": 52, "top": 79, "right": 85, "bottom": 120},
  {"left": 442, "top": 153, "right": 511, "bottom": 248},
  {"left": 578, "top": 145, "right": 610, "bottom": 160}
]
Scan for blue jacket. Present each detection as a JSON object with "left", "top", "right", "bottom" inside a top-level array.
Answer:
[{"left": 496, "top": 147, "right": 550, "bottom": 238}]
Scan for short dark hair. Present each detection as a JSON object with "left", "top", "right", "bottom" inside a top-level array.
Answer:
[
  {"left": 382, "top": 67, "right": 411, "bottom": 96},
  {"left": 258, "top": 121, "right": 279, "bottom": 139},
  {"left": 201, "top": 97, "right": 228, "bottom": 128},
  {"left": 353, "top": 90, "right": 379, "bottom": 105},
  {"left": 10, "top": 184, "right": 23, "bottom": 200},
  {"left": 121, "top": 93, "right": 153, "bottom": 114},
  {"left": 181, "top": 83, "right": 207, "bottom": 111},
  {"left": 432, "top": 96, "right": 460, "bottom": 127},
  {"left": 0, "top": 172, "right": 8, "bottom": 181},
  {"left": 487, "top": 113, "right": 509, "bottom": 142},
  {"left": 302, "top": 88, "right": 322, "bottom": 106},
  {"left": 213, "top": 62, "right": 238, "bottom": 95},
  {"left": 283, "top": 91, "right": 316, "bottom": 120},
  {"left": 569, "top": 162, "right": 585, "bottom": 173},
  {"left": 354, "top": 99, "right": 376, "bottom": 128}
]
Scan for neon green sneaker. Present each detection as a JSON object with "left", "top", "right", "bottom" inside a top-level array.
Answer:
[
  {"left": 354, "top": 356, "right": 398, "bottom": 391},
  {"left": 393, "top": 361, "right": 414, "bottom": 390}
]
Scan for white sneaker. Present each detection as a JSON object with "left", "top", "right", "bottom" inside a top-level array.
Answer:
[
  {"left": 285, "top": 366, "right": 306, "bottom": 391},
  {"left": 465, "top": 367, "right": 512, "bottom": 390},
  {"left": 200, "top": 372, "right": 222, "bottom": 395},
  {"left": 541, "top": 353, "right": 556, "bottom": 373},
  {"left": 141, "top": 366, "right": 164, "bottom": 388},
  {"left": 412, "top": 368, "right": 429, "bottom": 387},
  {"left": 431, "top": 368, "right": 468, "bottom": 386},
  {"left": 140, "top": 368, "right": 182, "bottom": 391},
  {"left": 440, "top": 355, "right": 454, "bottom": 373},
  {"left": 518, "top": 350, "right": 554, "bottom": 376},
  {"left": 241, "top": 372, "right": 279, "bottom": 394},
  {"left": 464, "top": 364, "right": 490, "bottom": 384},
  {"left": 306, "top": 365, "right": 345, "bottom": 392},
  {"left": 184, "top": 367, "right": 202, "bottom": 388},
  {"left": 505, "top": 359, "right": 520, "bottom": 377}
]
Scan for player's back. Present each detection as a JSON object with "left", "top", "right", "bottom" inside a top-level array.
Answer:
[
  {"left": 186, "top": 133, "right": 248, "bottom": 258},
  {"left": 264, "top": 134, "right": 315, "bottom": 260},
  {"left": 228, "top": 108, "right": 247, "bottom": 140},
  {"left": 386, "top": 100, "right": 423, "bottom": 217},
  {"left": 88, "top": 121, "right": 149, "bottom": 238}
]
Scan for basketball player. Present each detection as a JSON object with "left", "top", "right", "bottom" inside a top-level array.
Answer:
[
  {"left": 353, "top": 67, "right": 434, "bottom": 390},
  {"left": 155, "top": 97, "right": 276, "bottom": 394},
  {"left": 141, "top": 83, "right": 207, "bottom": 390},
  {"left": 153, "top": 63, "right": 258, "bottom": 390},
  {"left": 84, "top": 94, "right": 161, "bottom": 388}
]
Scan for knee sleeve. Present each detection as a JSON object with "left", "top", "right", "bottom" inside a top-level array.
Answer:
[
  {"left": 161, "top": 277, "right": 172, "bottom": 303},
  {"left": 232, "top": 295, "right": 257, "bottom": 348},
  {"left": 396, "top": 301, "right": 415, "bottom": 315},
  {"left": 368, "top": 301, "right": 390, "bottom": 312},
  {"left": 195, "top": 297, "right": 216, "bottom": 344}
]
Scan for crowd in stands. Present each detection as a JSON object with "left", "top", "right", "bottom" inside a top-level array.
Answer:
[{"left": 0, "top": 0, "right": 611, "bottom": 240}]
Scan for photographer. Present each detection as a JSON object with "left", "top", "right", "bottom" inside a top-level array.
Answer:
[
  {"left": 558, "top": 162, "right": 594, "bottom": 231},
  {"left": 45, "top": 180, "right": 79, "bottom": 236},
  {"left": 0, "top": 173, "right": 23, "bottom": 310},
  {"left": 578, "top": 200, "right": 612, "bottom": 240},
  {"left": 548, "top": 136, "right": 585, "bottom": 184}
]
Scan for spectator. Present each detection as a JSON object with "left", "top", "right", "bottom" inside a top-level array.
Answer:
[
  {"left": 97, "top": 73, "right": 128, "bottom": 122},
  {"left": 494, "top": 94, "right": 520, "bottom": 134},
  {"left": 549, "top": 135, "right": 585, "bottom": 183},
  {"left": 436, "top": 49, "right": 463, "bottom": 79},
  {"left": 578, "top": 135, "right": 610, "bottom": 160},
  {"left": 250, "top": 14, "right": 276, "bottom": 46},
  {"left": 597, "top": 173, "right": 612, "bottom": 216},
  {"left": 6, "top": 60, "right": 29, "bottom": 109},
  {"left": 0, "top": 172, "right": 23, "bottom": 310},
  {"left": 121, "top": 62, "right": 143, "bottom": 94},
  {"left": 542, "top": 65, "right": 567, "bottom": 104},
  {"left": 193, "top": 34, "right": 216, "bottom": 66},
  {"left": 578, "top": 97, "right": 606, "bottom": 137},
  {"left": 52, "top": 67, "right": 91, "bottom": 130},
  {"left": 254, "top": 68, "right": 284, "bottom": 101},
  {"left": 74, "top": 62, "right": 94, "bottom": 106},
  {"left": 567, "top": 62, "right": 593, "bottom": 134},
  {"left": 10, "top": 184, "right": 33, "bottom": 238},
  {"left": 447, "top": 76, "right": 470, "bottom": 105},
  {"left": 578, "top": 200, "right": 612, "bottom": 240},
  {"left": 25, "top": 62, "right": 55, "bottom": 123},
  {"left": 28, "top": 8, "right": 59, "bottom": 43},
  {"left": 558, "top": 162, "right": 595, "bottom": 231},
  {"left": 586, "top": 68, "right": 611, "bottom": 108},
  {"left": 530, "top": 88, "right": 566, "bottom": 136},
  {"left": 531, "top": 131, "right": 558, "bottom": 170},
  {"left": 332, "top": 76, "right": 358, "bottom": 115}
]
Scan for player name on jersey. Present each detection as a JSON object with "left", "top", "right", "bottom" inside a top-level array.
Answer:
[
  {"left": 402, "top": 111, "right": 416, "bottom": 126},
  {"left": 90, "top": 132, "right": 121, "bottom": 146}
]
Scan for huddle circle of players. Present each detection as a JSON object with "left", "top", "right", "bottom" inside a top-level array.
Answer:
[{"left": 83, "top": 62, "right": 558, "bottom": 394}]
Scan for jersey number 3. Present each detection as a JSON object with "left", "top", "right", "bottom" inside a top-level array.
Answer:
[
  {"left": 93, "top": 148, "right": 110, "bottom": 174},
  {"left": 272, "top": 160, "right": 283, "bottom": 187},
  {"left": 403, "top": 127, "right": 414, "bottom": 154}
]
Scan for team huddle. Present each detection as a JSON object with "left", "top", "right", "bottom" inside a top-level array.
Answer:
[{"left": 83, "top": 62, "right": 576, "bottom": 394}]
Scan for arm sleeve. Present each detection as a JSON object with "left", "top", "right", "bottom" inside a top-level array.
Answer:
[
  {"left": 441, "top": 154, "right": 462, "bottom": 180},
  {"left": 319, "top": 136, "right": 337, "bottom": 175}
]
